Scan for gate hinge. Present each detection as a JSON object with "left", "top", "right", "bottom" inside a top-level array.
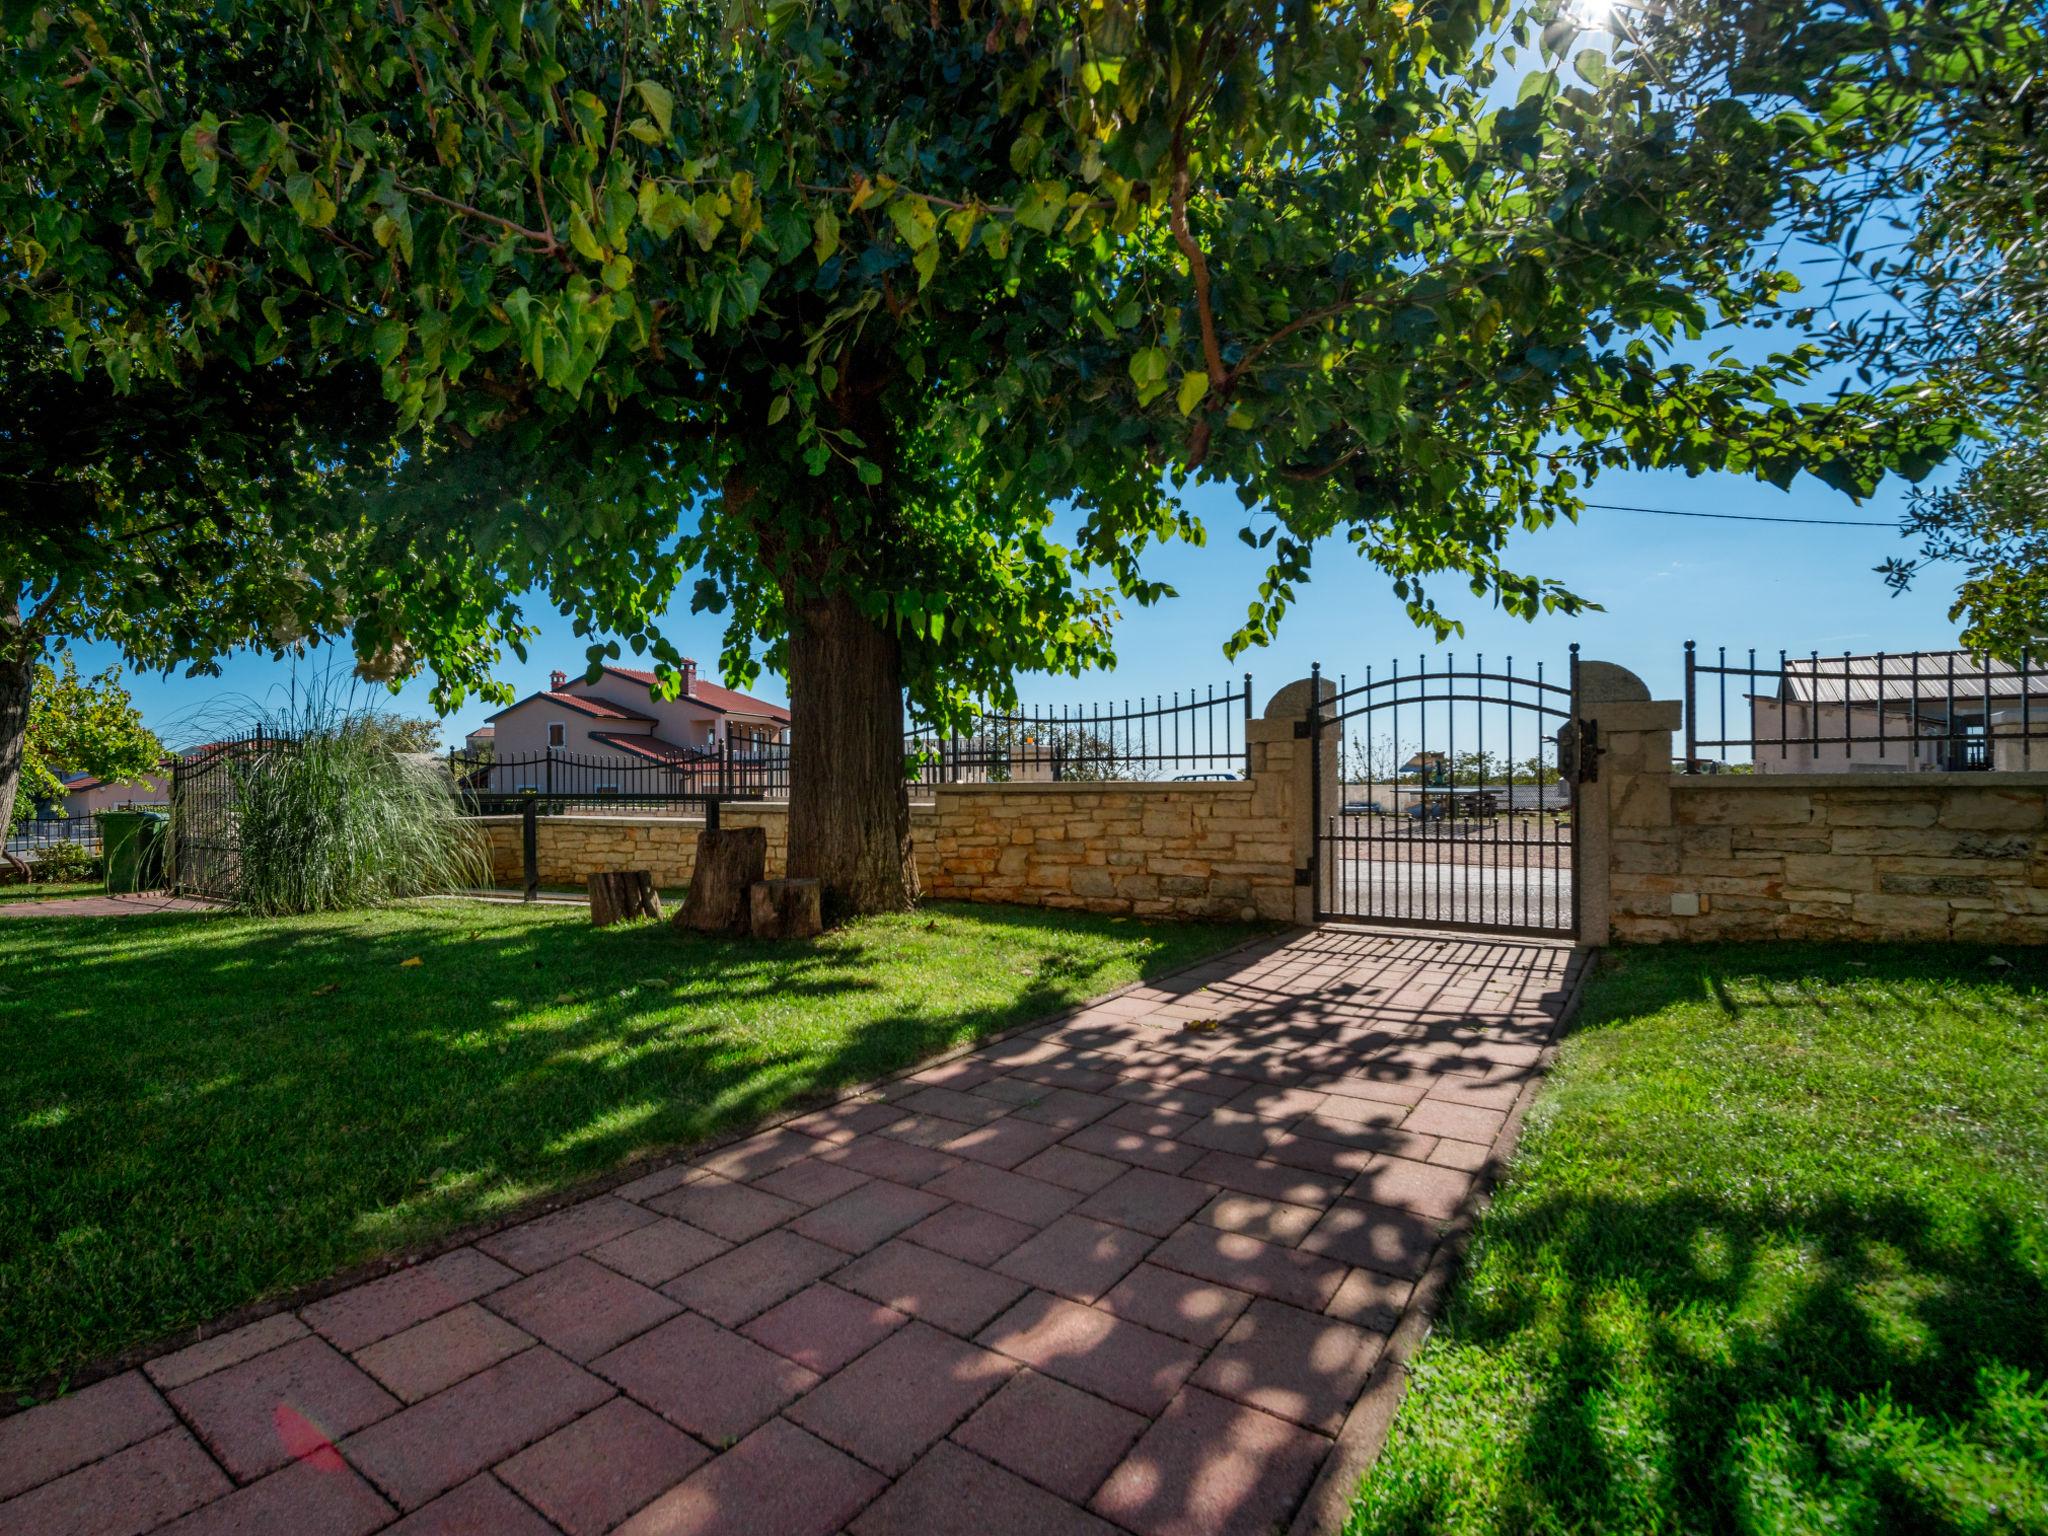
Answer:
[
  {"left": 1559, "top": 718, "right": 1601, "bottom": 784},
  {"left": 1293, "top": 720, "right": 1313, "bottom": 739},
  {"left": 1294, "top": 867, "right": 1312, "bottom": 887}
]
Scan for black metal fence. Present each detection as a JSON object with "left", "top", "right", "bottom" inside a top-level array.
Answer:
[
  {"left": 450, "top": 745, "right": 780, "bottom": 813},
  {"left": 1684, "top": 642, "right": 2048, "bottom": 773},
  {"left": 905, "top": 677, "right": 1254, "bottom": 785},
  {"left": 456, "top": 677, "right": 1257, "bottom": 810},
  {"left": 5, "top": 814, "right": 106, "bottom": 871},
  {"left": 167, "top": 733, "right": 300, "bottom": 897}
]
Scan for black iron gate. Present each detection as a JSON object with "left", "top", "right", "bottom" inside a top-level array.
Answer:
[{"left": 1309, "top": 648, "right": 1585, "bottom": 937}]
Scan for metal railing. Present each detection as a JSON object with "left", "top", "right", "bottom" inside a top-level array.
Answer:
[
  {"left": 450, "top": 745, "right": 784, "bottom": 812},
  {"left": 1683, "top": 642, "right": 2047, "bottom": 773},
  {"left": 906, "top": 677, "right": 1254, "bottom": 785},
  {"left": 5, "top": 815, "right": 107, "bottom": 868}
]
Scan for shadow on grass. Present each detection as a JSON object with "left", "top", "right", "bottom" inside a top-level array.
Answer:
[
  {"left": 1353, "top": 942, "right": 2048, "bottom": 1536},
  {"left": 0, "top": 900, "right": 1266, "bottom": 1393}
]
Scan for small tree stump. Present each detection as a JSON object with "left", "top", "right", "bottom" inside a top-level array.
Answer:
[
  {"left": 677, "top": 826, "right": 767, "bottom": 934},
  {"left": 749, "top": 878, "right": 823, "bottom": 939},
  {"left": 588, "top": 871, "right": 662, "bottom": 926}
]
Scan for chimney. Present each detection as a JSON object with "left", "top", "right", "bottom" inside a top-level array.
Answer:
[
  {"left": 549, "top": 670, "right": 567, "bottom": 690},
  {"left": 681, "top": 659, "right": 698, "bottom": 697}
]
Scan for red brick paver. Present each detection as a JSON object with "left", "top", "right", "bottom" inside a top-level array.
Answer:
[{"left": 0, "top": 928, "right": 1579, "bottom": 1535}]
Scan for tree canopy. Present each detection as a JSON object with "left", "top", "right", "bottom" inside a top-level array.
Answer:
[
  {"left": 11, "top": 653, "right": 161, "bottom": 833},
  {"left": 4, "top": 0, "right": 1970, "bottom": 908}
]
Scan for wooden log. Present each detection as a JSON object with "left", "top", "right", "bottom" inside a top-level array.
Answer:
[
  {"left": 749, "top": 878, "right": 823, "bottom": 940},
  {"left": 676, "top": 826, "right": 767, "bottom": 934},
  {"left": 588, "top": 870, "right": 662, "bottom": 926}
]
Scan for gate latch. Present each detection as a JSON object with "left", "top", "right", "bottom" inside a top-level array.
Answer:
[{"left": 1558, "top": 718, "right": 1601, "bottom": 784}]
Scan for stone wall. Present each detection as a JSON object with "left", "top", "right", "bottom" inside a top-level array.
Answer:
[
  {"left": 475, "top": 804, "right": 817, "bottom": 889},
  {"left": 1577, "top": 665, "right": 2048, "bottom": 944},
  {"left": 470, "top": 682, "right": 1330, "bottom": 923}
]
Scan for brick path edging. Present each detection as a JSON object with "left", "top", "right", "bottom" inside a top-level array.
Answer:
[
  {"left": 7, "top": 921, "right": 1291, "bottom": 1416},
  {"left": 1285, "top": 940, "right": 1596, "bottom": 1534}
]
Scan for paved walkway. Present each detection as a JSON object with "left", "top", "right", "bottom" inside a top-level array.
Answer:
[
  {"left": 0, "top": 892, "right": 220, "bottom": 918},
  {"left": 0, "top": 927, "right": 1585, "bottom": 1536}
]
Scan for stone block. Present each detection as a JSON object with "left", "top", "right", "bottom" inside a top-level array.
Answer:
[
  {"left": 1679, "top": 825, "right": 1733, "bottom": 859},
  {"left": 1781, "top": 853, "right": 1875, "bottom": 890},
  {"left": 1680, "top": 792, "right": 1814, "bottom": 826},
  {"left": 1937, "top": 789, "right": 2045, "bottom": 832},
  {"left": 1848, "top": 891, "right": 1954, "bottom": 938},
  {"left": 1821, "top": 796, "right": 1940, "bottom": 828},
  {"left": 1069, "top": 866, "right": 1115, "bottom": 898}
]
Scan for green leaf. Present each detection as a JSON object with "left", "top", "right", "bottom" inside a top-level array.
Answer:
[
  {"left": 856, "top": 459, "right": 883, "bottom": 486},
  {"left": 912, "top": 241, "right": 939, "bottom": 290},
  {"left": 1128, "top": 347, "right": 1169, "bottom": 387},
  {"left": 284, "top": 172, "right": 336, "bottom": 228},
  {"left": 371, "top": 319, "right": 408, "bottom": 367},
  {"left": 812, "top": 205, "right": 840, "bottom": 265},
  {"left": 568, "top": 208, "right": 604, "bottom": 262},
  {"left": 1176, "top": 370, "right": 1210, "bottom": 417},
  {"left": 601, "top": 254, "right": 633, "bottom": 290},
  {"left": 1575, "top": 49, "right": 1609, "bottom": 87},
  {"left": 632, "top": 80, "right": 674, "bottom": 138},
  {"left": 767, "top": 394, "right": 790, "bottom": 424},
  {"left": 179, "top": 113, "right": 221, "bottom": 198}
]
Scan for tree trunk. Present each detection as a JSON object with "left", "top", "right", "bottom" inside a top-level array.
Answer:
[
  {"left": 677, "top": 825, "right": 767, "bottom": 934},
  {"left": 784, "top": 591, "right": 917, "bottom": 920},
  {"left": 0, "top": 595, "right": 32, "bottom": 843},
  {"left": 588, "top": 870, "right": 662, "bottom": 926}
]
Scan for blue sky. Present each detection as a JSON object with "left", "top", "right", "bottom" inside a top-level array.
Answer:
[{"left": 70, "top": 457, "right": 1962, "bottom": 749}]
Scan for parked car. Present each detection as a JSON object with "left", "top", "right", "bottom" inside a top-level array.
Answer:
[
  {"left": 1172, "top": 772, "right": 1241, "bottom": 781},
  {"left": 1342, "top": 800, "right": 1386, "bottom": 815}
]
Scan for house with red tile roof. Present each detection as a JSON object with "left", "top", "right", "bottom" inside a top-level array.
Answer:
[{"left": 481, "top": 660, "right": 790, "bottom": 785}]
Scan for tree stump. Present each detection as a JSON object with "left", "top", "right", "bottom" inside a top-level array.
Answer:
[
  {"left": 587, "top": 871, "right": 662, "bottom": 926},
  {"left": 676, "top": 826, "right": 767, "bottom": 935},
  {"left": 749, "top": 878, "right": 823, "bottom": 939}
]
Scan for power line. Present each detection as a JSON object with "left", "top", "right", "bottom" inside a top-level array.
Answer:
[{"left": 1579, "top": 499, "right": 1896, "bottom": 529}]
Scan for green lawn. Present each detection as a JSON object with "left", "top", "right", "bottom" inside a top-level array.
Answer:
[
  {"left": 0, "top": 879, "right": 103, "bottom": 903},
  {"left": 1349, "top": 943, "right": 2048, "bottom": 1536},
  {"left": 0, "top": 898, "right": 1264, "bottom": 1397}
]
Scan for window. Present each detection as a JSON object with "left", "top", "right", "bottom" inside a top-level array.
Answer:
[{"left": 547, "top": 721, "right": 566, "bottom": 750}]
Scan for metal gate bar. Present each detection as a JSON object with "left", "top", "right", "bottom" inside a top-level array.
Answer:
[{"left": 1309, "top": 647, "right": 1582, "bottom": 937}]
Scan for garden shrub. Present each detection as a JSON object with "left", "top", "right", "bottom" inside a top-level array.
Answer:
[{"left": 226, "top": 721, "right": 487, "bottom": 915}]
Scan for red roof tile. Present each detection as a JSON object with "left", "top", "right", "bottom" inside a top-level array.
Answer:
[{"left": 602, "top": 666, "right": 790, "bottom": 723}]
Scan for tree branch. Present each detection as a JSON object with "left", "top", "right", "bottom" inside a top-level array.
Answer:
[{"left": 396, "top": 182, "right": 560, "bottom": 253}]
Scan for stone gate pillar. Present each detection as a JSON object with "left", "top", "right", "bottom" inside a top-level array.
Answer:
[
  {"left": 1250, "top": 675, "right": 1340, "bottom": 924},
  {"left": 1572, "top": 661, "right": 1682, "bottom": 945}
]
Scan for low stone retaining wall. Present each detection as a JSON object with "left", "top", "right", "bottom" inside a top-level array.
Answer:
[
  {"left": 1577, "top": 664, "right": 2048, "bottom": 944},
  {"left": 920, "top": 781, "right": 1296, "bottom": 921},
  {"left": 476, "top": 805, "right": 815, "bottom": 889},
  {"left": 474, "top": 779, "right": 1300, "bottom": 922},
  {"left": 468, "top": 686, "right": 1325, "bottom": 923},
  {"left": 1610, "top": 776, "right": 2048, "bottom": 943}
]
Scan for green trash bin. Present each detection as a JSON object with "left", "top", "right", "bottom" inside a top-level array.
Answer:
[{"left": 98, "top": 809, "right": 168, "bottom": 893}]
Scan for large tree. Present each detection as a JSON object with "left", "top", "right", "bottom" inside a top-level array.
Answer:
[
  {"left": 0, "top": 322, "right": 539, "bottom": 833},
  {"left": 7, "top": 0, "right": 1961, "bottom": 914}
]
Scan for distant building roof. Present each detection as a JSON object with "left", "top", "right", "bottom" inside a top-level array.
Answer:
[
  {"left": 588, "top": 731, "right": 716, "bottom": 765},
  {"left": 1777, "top": 651, "right": 2048, "bottom": 706},
  {"left": 486, "top": 690, "right": 658, "bottom": 724},
  {"left": 600, "top": 665, "right": 791, "bottom": 723},
  {"left": 467, "top": 724, "right": 495, "bottom": 738}
]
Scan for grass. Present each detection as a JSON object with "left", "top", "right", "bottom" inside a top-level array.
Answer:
[
  {"left": 0, "top": 898, "right": 1265, "bottom": 1397},
  {"left": 0, "top": 880, "right": 103, "bottom": 904},
  {"left": 1347, "top": 943, "right": 2048, "bottom": 1536}
]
